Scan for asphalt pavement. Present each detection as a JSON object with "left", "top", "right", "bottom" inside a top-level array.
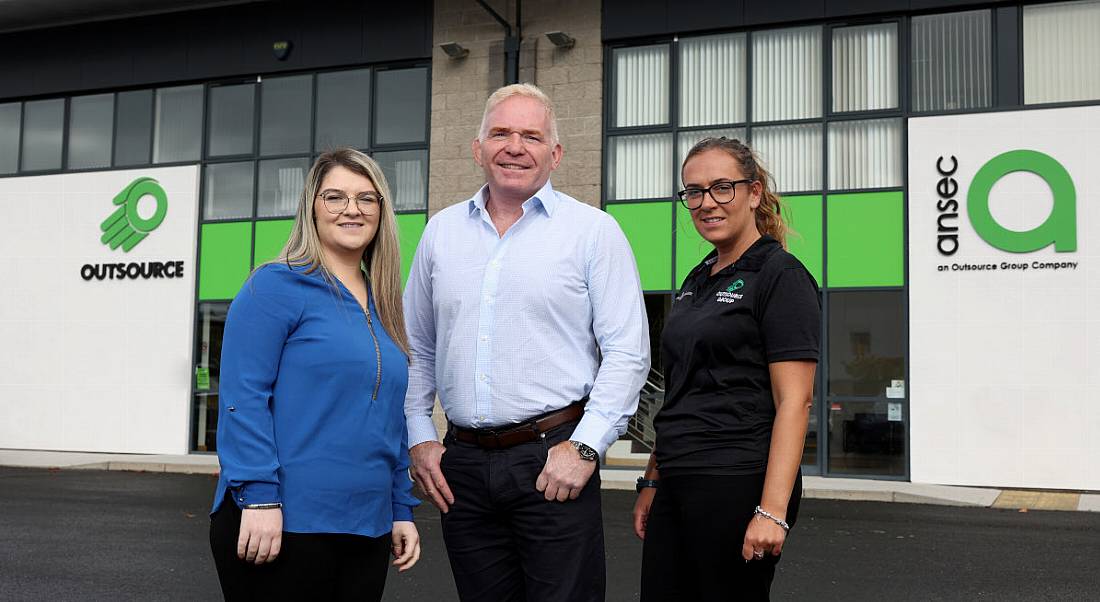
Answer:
[{"left": 1, "top": 467, "right": 1097, "bottom": 601}]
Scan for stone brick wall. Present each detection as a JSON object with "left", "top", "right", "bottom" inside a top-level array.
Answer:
[{"left": 429, "top": 0, "right": 603, "bottom": 215}]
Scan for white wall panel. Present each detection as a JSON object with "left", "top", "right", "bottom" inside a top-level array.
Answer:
[{"left": 0, "top": 166, "right": 199, "bottom": 454}]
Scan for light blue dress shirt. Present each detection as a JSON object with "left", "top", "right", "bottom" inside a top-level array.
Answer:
[{"left": 403, "top": 180, "right": 651, "bottom": 457}]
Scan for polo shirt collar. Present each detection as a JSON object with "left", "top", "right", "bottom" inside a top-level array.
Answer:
[
  {"left": 467, "top": 179, "right": 559, "bottom": 218},
  {"left": 695, "top": 235, "right": 781, "bottom": 278}
]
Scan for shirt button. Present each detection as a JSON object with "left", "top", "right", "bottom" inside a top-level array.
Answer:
[
  {"left": 480, "top": 374, "right": 488, "bottom": 381},
  {"left": 480, "top": 335, "right": 489, "bottom": 342}
]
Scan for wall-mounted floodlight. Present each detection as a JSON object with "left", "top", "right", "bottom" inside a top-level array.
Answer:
[
  {"left": 545, "top": 31, "right": 576, "bottom": 49},
  {"left": 440, "top": 42, "right": 469, "bottom": 59}
]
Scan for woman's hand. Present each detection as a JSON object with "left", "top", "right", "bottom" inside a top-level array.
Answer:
[
  {"left": 741, "top": 513, "right": 786, "bottom": 561},
  {"left": 632, "top": 487, "right": 657, "bottom": 540},
  {"left": 238, "top": 508, "right": 283, "bottom": 565},
  {"left": 391, "top": 521, "right": 421, "bottom": 572}
]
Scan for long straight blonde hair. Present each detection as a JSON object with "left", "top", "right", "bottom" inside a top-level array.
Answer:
[{"left": 265, "top": 148, "right": 409, "bottom": 355}]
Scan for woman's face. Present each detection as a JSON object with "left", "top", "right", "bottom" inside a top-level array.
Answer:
[
  {"left": 313, "top": 165, "right": 381, "bottom": 261},
  {"left": 681, "top": 148, "right": 761, "bottom": 251}
]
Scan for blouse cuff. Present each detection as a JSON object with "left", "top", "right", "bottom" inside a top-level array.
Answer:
[{"left": 232, "top": 482, "right": 281, "bottom": 509}]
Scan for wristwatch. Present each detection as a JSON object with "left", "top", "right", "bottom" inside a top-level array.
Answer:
[
  {"left": 569, "top": 440, "right": 598, "bottom": 461},
  {"left": 636, "top": 477, "right": 659, "bottom": 493}
]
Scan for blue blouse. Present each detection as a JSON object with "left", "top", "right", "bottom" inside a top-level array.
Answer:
[{"left": 210, "top": 263, "right": 419, "bottom": 537}]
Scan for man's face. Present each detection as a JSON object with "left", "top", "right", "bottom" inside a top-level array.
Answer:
[{"left": 472, "top": 95, "right": 563, "bottom": 203}]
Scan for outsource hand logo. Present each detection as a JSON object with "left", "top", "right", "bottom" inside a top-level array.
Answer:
[{"left": 100, "top": 177, "right": 168, "bottom": 252}]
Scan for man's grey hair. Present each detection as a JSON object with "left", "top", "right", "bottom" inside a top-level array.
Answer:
[{"left": 477, "top": 83, "right": 560, "bottom": 145}]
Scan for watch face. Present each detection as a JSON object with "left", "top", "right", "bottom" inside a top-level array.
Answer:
[{"left": 570, "top": 440, "right": 598, "bottom": 461}]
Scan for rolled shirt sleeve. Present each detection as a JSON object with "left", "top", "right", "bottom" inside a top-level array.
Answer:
[{"left": 216, "top": 266, "right": 304, "bottom": 508}]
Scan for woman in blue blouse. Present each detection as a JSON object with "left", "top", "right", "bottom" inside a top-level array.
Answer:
[{"left": 209, "top": 148, "right": 420, "bottom": 601}]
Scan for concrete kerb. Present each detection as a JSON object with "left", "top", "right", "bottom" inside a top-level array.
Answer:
[{"left": 3, "top": 450, "right": 1096, "bottom": 511}]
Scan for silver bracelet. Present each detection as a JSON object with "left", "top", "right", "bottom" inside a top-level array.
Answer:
[
  {"left": 243, "top": 502, "right": 282, "bottom": 510},
  {"left": 753, "top": 506, "right": 789, "bottom": 532}
]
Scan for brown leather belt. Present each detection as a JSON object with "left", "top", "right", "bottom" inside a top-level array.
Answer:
[{"left": 449, "top": 399, "right": 587, "bottom": 450}]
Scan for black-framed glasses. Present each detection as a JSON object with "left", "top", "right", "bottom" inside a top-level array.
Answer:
[
  {"left": 676, "top": 179, "right": 753, "bottom": 210},
  {"left": 318, "top": 189, "right": 383, "bottom": 215}
]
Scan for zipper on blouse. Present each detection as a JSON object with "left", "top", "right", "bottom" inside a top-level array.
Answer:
[{"left": 362, "top": 304, "right": 382, "bottom": 401}]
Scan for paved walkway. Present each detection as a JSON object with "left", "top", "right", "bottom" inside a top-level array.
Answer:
[{"left": 1, "top": 448, "right": 1096, "bottom": 512}]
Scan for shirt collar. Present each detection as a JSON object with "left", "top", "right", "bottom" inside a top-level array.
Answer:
[
  {"left": 467, "top": 179, "right": 559, "bottom": 218},
  {"left": 693, "top": 235, "right": 781, "bottom": 279}
]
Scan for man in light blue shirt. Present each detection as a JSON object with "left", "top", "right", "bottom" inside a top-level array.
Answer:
[{"left": 404, "top": 83, "right": 650, "bottom": 601}]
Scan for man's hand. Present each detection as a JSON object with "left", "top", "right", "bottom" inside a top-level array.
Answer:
[
  {"left": 535, "top": 441, "right": 597, "bottom": 502},
  {"left": 409, "top": 441, "right": 455, "bottom": 513},
  {"left": 237, "top": 507, "right": 282, "bottom": 565}
]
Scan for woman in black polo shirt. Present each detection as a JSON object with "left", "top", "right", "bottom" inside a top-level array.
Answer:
[{"left": 633, "top": 137, "right": 820, "bottom": 601}]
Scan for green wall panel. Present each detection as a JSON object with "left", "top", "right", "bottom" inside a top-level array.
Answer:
[
  {"left": 396, "top": 212, "right": 427, "bottom": 285},
  {"left": 783, "top": 195, "right": 823, "bottom": 285},
  {"left": 606, "top": 202, "right": 673, "bottom": 291},
  {"left": 826, "top": 191, "right": 904, "bottom": 287},
  {"left": 199, "top": 221, "right": 253, "bottom": 301},
  {"left": 253, "top": 220, "right": 294, "bottom": 267},
  {"left": 675, "top": 203, "right": 709, "bottom": 287}
]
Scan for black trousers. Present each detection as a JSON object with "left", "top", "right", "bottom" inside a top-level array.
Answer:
[
  {"left": 640, "top": 471, "right": 802, "bottom": 602},
  {"left": 209, "top": 492, "right": 391, "bottom": 601},
  {"left": 439, "top": 421, "right": 605, "bottom": 602}
]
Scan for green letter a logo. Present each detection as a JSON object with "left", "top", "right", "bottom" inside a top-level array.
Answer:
[{"left": 967, "top": 150, "right": 1076, "bottom": 253}]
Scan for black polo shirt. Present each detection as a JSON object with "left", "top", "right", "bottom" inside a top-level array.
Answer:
[{"left": 654, "top": 235, "right": 821, "bottom": 476}]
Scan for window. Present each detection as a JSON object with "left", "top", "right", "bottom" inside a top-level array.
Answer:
[
  {"left": 827, "top": 118, "right": 902, "bottom": 189},
  {"left": 204, "top": 162, "right": 255, "bottom": 220},
  {"left": 192, "top": 303, "right": 228, "bottom": 452},
  {"left": 828, "top": 291, "right": 905, "bottom": 397},
  {"left": 832, "top": 23, "right": 898, "bottom": 112},
  {"left": 374, "top": 67, "right": 428, "bottom": 144},
  {"left": 612, "top": 44, "right": 670, "bottom": 127},
  {"left": 68, "top": 94, "right": 114, "bottom": 170},
  {"left": 827, "top": 400, "right": 905, "bottom": 475},
  {"left": 373, "top": 149, "right": 428, "bottom": 212},
  {"left": 257, "top": 158, "right": 308, "bottom": 218},
  {"left": 679, "top": 34, "right": 745, "bottom": 126},
  {"left": 911, "top": 10, "right": 992, "bottom": 112},
  {"left": 20, "top": 98, "right": 64, "bottom": 172},
  {"left": 114, "top": 90, "right": 153, "bottom": 166},
  {"left": 154, "top": 85, "right": 203, "bottom": 163},
  {"left": 208, "top": 83, "right": 255, "bottom": 156},
  {"left": 752, "top": 123, "right": 822, "bottom": 193},
  {"left": 260, "top": 75, "right": 312, "bottom": 155},
  {"left": 607, "top": 133, "right": 673, "bottom": 200},
  {"left": 0, "top": 103, "right": 19, "bottom": 174},
  {"left": 1024, "top": 0, "right": 1100, "bottom": 104},
  {"left": 316, "top": 69, "right": 371, "bottom": 150},
  {"left": 752, "top": 26, "right": 822, "bottom": 121}
]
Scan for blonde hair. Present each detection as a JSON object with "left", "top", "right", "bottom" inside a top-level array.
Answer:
[
  {"left": 477, "top": 83, "right": 559, "bottom": 144},
  {"left": 265, "top": 148, "right": 408, "bottom": 354},
  {"left": 682, "top": 137, "right": 788, "bottom": 247}
]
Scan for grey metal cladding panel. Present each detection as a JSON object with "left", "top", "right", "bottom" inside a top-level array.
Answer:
[
  {"left": 826, "top": 0, "right": 908, "bottom": 18},
  {"left": 668, "top": 0, "right": 745, "bottom": 35},
  {"left": 744, "top": 0, "right": 824, "bottom": 26},
  {"left": 363, "top": 1, "right": 433, "bottom": 63},
  {"left": 185, "top": 4, "right": 253, "bottom": 80},
  {"left": 908, "top": 0, "right": 1012, "bottom": 10},
  {"left": 602, "top": 0, "right": 669, "bottom": 40}
]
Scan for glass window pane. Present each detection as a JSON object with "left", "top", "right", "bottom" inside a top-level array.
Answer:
[
  {"left": 827, "top": 290, "right": 905, "bottom": 397},
  {"left": 752, "top": 26, "right": 822, "bottom": 121},
  {"left": 607, "top": 133, "right": 672, "bottom": 200},
  {"left": 680, "top": 34, "right": 746, "bottom": 126},
  {"left": 261, "top": 75, "right": 312, "bottom": 155},
  {"left": 750, "top": 123, "right": 822, "bottom": 192},
  {"left": 1024, "top": 0, "right": 1100, "bottom": 104},
  {"left": 804, "top": 396, "right": 820, "bottom": 467},
  {"left": 316, "top": 69, "right": 371, "bottom": 150},
  {"left": 373, "top": 149, "right": 427, "bottom": 212},
  {"left": 68, "top": 94, "right": 114, "bottom": 170},
  {"left": 192, "top": 302, "right": 228, "bottom": 452},
  {"left": 0, "top": 103, "right": 19, "bottom": 174},
  {"left": 676, "top": 127, "right": 746, "bottom": 172},
  {"left": 20, "top": 98, "right": 64, "bottom": 171},
  {"left": 154, "top": 85, "right": 203, "bottom": 163},
  {"left": 114, "top": 90, "right": 153, "bottom": 166},
  {"left": 375, "top": 67, "right": 428, "bottom": 145},
  {"left": 827, "top": 118, "right": 902, "bottom": 190},
  {"left": 204, "top": 161, "right": 255, "bottom": 220},
  {"left": 612, "top": 44, "right": 670, "bottom": 127},
  {"left": 911, "top": 10, "right": 992, "bottom": 112},
  {"left": 832, "top": 23, "right": 898, "bottom": 112},
  {"left": 257, "top": 157, "right": 308, "bottom": 218},
  {"left": 828, "top": 400, "right": 905, "bottom": 476},
  {"left": 208, "top": 84, "right": 255, "bottom": 157}
]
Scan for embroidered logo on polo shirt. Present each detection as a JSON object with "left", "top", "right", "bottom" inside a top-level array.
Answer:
[{"left": 715, "top": 278, "right": 745, "bottom": 303}]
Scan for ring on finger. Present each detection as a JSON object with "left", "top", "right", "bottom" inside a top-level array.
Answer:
[{"left": 753, "top": 549, "right": 765, "bottom": 558}]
